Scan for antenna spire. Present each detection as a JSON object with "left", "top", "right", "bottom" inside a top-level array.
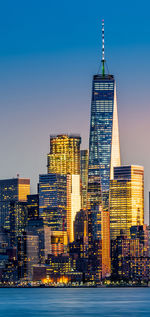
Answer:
[{"left": 102, "top": 19, "right": 105, "bottom": 76}]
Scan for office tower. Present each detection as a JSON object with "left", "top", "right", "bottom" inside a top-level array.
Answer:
[
  {"left": 47, "top": 134, "right": 81, "bottom": 243},
  {"left": 10, "top": 201, "right": 28, "bottom": 246},
  {"left": 39, "top": 173, "right": 67, "bottom": 230},
  {"left": 0, "top": 178, "right": 30, "bottom": 229},
  {"left": 88, "top": 21, "right": 120, "bottom": 278},
  {"left": 110, "top": 165, "right": 144, "bottom": 240},
  {"left": 80, "top": 150, "right": 88, "bottom": 210},
  {"left": 130, "top": 225, "right": 149, "bottom": 256},
  {"left": 17, "top": 232, "right": 39, "bottom": 280},
  {"left": 27, "top": 194, "right": 39, "bottom": 220},
  {"left": 27, "top": 218, "right": 51, "bottom": 263},
  {"left": 74, "top": 209, "right": 88, "bottom": 242},
  {"left": 47, "top": 134, "right": 81, "bottom": 175},
  {"left": 111, "top": 227, "right": 149, "bottom": 282}
]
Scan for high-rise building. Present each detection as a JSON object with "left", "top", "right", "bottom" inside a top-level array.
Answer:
[
  {"left": 10, "top": 201, "right": 28, "bottom": 246},
  {"left": 27, "top": 218, "right": 51, "bottom": 263},
  {"left": 0, "top": 178, "right": 30, "bottom": 229},
  {"left": 111, "top": 227, "right": 149, "bottom": 282},
  {"left": 74, "top": 209, "right": 88, "bottom": 242},
  {"left": 47, "top": 134, "right": 81, "bottom": 243},
  {"left": 87, "top": 21, "right": 120, "bottom": 278},
  {"left": 80, "top": 150, "right": 88, "bottom": 210},
  {"left": 39, "top": 173, "right": 67, "bottom": 230},
  {"left": 47, "top": 134, "right": 81, "bottom": 175},
  {"left": 110, "top": 165, "right": 144, "bottom": 240},
  {"left": 17, "top": 232, "right": 39, "bottom": 280},
  {"left": 27, "top": 194, "right": 39, "bottom": 220}
]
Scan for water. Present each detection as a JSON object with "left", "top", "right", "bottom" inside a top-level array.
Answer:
[{"left": 0, "top": 287, "right": 150, "bottom": 316}]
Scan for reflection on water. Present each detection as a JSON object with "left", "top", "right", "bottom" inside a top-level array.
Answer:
[{"left": 0, "top": 288, "right": 150, "bottom": 316}]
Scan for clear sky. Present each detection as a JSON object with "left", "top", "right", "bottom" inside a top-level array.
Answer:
[{"left": 0, "top": 0, "right": 150, "bottom": 223}]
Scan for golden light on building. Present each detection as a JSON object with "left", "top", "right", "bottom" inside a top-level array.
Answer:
[
  {"left": 47, "top": 134, "right": 81, "bottom": 243},
  {"left": 47, "top": 134, "right": 81, "bottom": 175},
  {"left": 18, "top": 178, "right": 30, "bottom": 201},
  {"left": 102, "top": 209, "right": 110, "bottom": 278},
  {"left": 110, "top": 165, "right": 144, "bottom": 240},
  {"left": 67, "top": 175, "right": 81, "bottom": 243}
]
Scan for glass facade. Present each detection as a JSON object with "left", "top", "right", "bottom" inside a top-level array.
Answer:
[
  {"left": 80, "top": 150, "right": 88, "bottom": 210},
  {"left": 88, "top": 72, "right": 120, "bottom": 279},
  {"left": 47, "top": 134, "right": 81, "bottom": 243},
  {"left": 47, "top": 134, "right": 81, "bottom": 175},
  {"left": 0, "top": 178, "right": 30, "bottom": 229},
  {"left": 88, "top": 74, "right": 120, "bottom": 213},
  {"left": 110, "top": 165, "right": 144, "bottom": 241},
  {"left": 39, "top": 174, "right": 67, "bottom": 231}
]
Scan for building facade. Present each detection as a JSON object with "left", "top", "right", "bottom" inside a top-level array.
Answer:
[
  {"left": 47, "top": 135, "right": 81, "bottom": 243},
  {"left": 87, "top": 21, "right": 120, "bottom": 278},
  {"left": 39, "top": 173, "right": 67, "bottom": 230},
  {"left": 47, "top": 134, "right": 81, "bottom": 175},
  {"left": 0, "top": 178, "right": 30, "bottom": 229},
  {"left": 110, "top": 166, "right": 144, "bottom": 241},
  {"left": 80, "top": 150, "right": 88, "bottom": 210}
]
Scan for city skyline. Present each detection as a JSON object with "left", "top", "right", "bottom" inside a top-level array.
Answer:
[
  {"left": 0, "top": 1, "right": 150, "bottom": 225},
  {"left": 0, "top": 6, "right": 149, "bottom": 288}
]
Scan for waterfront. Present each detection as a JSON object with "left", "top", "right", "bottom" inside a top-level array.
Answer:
[{"left": 0, "top": 288, "right": 150, "bottom": 316}]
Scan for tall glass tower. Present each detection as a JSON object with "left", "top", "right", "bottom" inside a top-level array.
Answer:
[
  {"left": 88, "top": 20, "right": 120, "bottom": 214},
  {"left": 88, "top": 21, "right": 120, "bottom": 279}
]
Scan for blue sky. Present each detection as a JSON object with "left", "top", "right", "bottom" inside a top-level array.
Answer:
[{"left": 0, "top": 0, "right": 150, "bottom": 222}]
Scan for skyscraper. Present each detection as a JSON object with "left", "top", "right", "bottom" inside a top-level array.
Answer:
[
  {"left": 47, "top": 134, "right": 81, "bottom": 243},
  {"left": 39, "top": 173, "right": 67, "bottom": 230},
  {"left": 0, "top": 178, "right": 30, "bottom": 229},
  {"left": 110, "top": 165, "right": 144, "bottom": 240},
  {"left": 80, "top": 150, "right": 88, "bottom": 210},
  {"left": 47, "top": 134, "right": 81, "bottom": 175},
  {"left": 88, "top": 21, "right": 120, "bottom": 278}
]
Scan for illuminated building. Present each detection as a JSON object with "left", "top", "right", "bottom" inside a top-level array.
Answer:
[
  {"left": 27, "top": 194, "right": 39, "bottom": 220},
  {"left": 70, "top": 210, "right": 88, "bottom": 274},
  {"left": 67, "top": 174, "right": 81, "bottom": 242},
  {"left": 111, "top": 227, "right": 149, "bottom": 281},
  {"left": 10, "top": 201, "right": 28, "bottom": 246},
  {"left": 87, "top": 21, "right": 120, "bottom": 278},
  {"left": 110, "top": 165, "right": 144, "bottom": 240},
  {"left": 80, "top": 150, "right": 88, "bottom": 210},
  {"left": 17, "top": 232, "right": 39, "bottom": 280},
  {"left": 47, "top": 135, "right": 81, "bottom": 243},
  {"left": 47, "top": 134, "right": 81, "bottom": 175},
  {"left": 32, "top": 263, "right": 83, "bottom": 284},
  {"left": 39, "top": 173, "right": 67, "bottom": 230},
  {"left": 0, "top": 178, "right": 30, "bottom": 229},
  {"left": 27, "top": 218, "right": 51, "bottom": 263},
  {"left": 51, "top": 231, "right": 68, "bottom": 256}
]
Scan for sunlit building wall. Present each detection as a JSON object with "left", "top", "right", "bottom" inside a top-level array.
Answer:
[
  {"left": 47, "top": 134, "right": 81, "bottom": 243},
  {"left": 47, "top": 134, "right": 81, "bottom": 175},
  {"left": 110, "top": 165, "right": 144, "bottom": 241},
  {"left": 80, "top": 150, "right": 88, "bottom": 210},
  {"left": 51, "top": 231, "right": 68, "bottom": 256},
  {"left": 67, "top": 175, "right": 81, "bottom": 243}
]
